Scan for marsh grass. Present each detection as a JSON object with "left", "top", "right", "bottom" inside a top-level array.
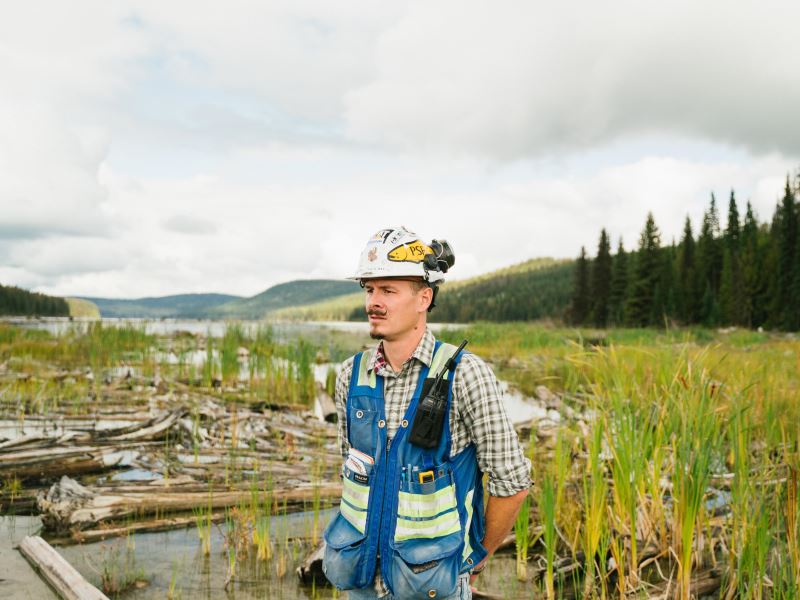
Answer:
[
  {"left": 581, "top": 419, "right": 607, "bottom": 599},
  {"left": 514, "top": 494, "right": 531, "bottom": 581},
  {"left": 452, "top": 322, "right": 800, "bottom": 598},
  {"left": 3, "top": 320, "right": 799, "bottom": 597},
  {"left": 538, "top": 471, "right": 557, "bottom": 599},
  {"left": 192, "top": 489, "right": 213, "bottom": 557}
]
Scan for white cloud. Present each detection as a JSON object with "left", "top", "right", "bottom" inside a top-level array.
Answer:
[
  {"left": 0, "top": 3, "right": 149, "bottom": 240},
  {"left": 1, "top": 2, "right": 799, "bottom": 300},
  {"left": 345, "top": 0, "right": 800, "bottom": 159},
  {"left": 162, "top": 214, "right": 218, "bottom": 235}
]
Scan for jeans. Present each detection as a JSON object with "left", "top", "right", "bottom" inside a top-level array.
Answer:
[{"left": 347, "top": 573, "right": 472, "bottom": 600}]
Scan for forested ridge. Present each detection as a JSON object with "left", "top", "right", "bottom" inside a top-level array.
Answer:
[
  {"left": 0, "top": 284, "right": 69, "bottom": 317},
  {"left": 568, "top": 173, "right": 800, "bottom": 331},
  {"left": 433, "top": 259, "right": 574, "bottom": 322}
]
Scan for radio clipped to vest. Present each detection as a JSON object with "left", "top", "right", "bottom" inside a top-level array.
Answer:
[{"left": 408, "top": 339, "right": 468, "bottom": 449}]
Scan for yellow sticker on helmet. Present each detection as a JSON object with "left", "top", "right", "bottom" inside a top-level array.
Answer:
[{"left": 388, "top": 240, "right": 432, "bottom": 263}]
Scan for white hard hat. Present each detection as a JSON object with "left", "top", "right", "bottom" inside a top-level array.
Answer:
[{"left": 350, "top": 226, "right": 450, "bottom": 283}]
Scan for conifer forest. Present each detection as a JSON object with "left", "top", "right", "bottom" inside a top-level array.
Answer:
[{"left": 568, "top": 174, "right": 800, "bottom": 331}]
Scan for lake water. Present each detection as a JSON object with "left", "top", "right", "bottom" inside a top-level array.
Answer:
[{"left": 2, "top": 317, "right": 464, "bottom": 338}]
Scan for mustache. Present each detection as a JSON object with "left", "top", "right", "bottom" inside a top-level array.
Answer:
[{"left": 367, "top": 308, "right": 387, "bottom": 317}]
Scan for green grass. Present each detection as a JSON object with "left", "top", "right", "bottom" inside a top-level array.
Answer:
[{"left": 455, "top": 322, "right": 800, "bottom": 597}]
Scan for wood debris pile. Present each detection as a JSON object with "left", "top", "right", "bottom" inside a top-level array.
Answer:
[{"left": 0, "top": 365, "right": 343, "bottom": 544}]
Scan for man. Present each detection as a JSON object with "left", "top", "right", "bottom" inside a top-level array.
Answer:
[{"left": 323, "top": 226, "right": 531, "bottom": 600}]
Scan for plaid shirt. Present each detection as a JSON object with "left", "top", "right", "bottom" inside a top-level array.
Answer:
[{"left": 334, "top": 327, "right": 532, "bottom": 497}]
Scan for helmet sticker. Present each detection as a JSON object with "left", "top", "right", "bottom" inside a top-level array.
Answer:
[
  {"left": 367, "top": 247, "right": 378, "bottom": 262},
  {"left": 387, "top": 229, "right": 409, "bottom": 245},
  {"left": 370, "top": 229, "right": 393, "bottom": 243},
  {"left": 388, "top": 240, "right": 432, "bottom": 263}
]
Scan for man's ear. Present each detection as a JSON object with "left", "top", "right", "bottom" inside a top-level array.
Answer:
[{"left": 418, "top": 286, "right": 433, "bottom": 313}]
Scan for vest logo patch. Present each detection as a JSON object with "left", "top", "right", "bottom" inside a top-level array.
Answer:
[
  {"left": 410, "top": 559, "right": 439, "bottom": 574},
  {"left": 353, "top": 473, "right": 369, "bottom": 484}
]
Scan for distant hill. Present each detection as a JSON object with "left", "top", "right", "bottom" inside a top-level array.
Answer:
[
  {"left": 81, "top": 280, "right": 361, "bottom": 319},
  {"left": 272, "top": 290, "right": 363, "bottom": 321},
  {"left": 82, "top": 293, "right": 241, "bottom": 318},
  {"left": 0, "top": 283, "right": 70, "bottom": 317},
  {"left": 431, "top": 258, "right": 574, "bottom": 322},
  {"left": 65, "top": 297, "right": 101, "bottom": 318},
  {"left": 209, "top": 280, "right": 361, "bottom": 319},
  {"left": 275, "top": 258, "right": 575, "bottom": 323}
]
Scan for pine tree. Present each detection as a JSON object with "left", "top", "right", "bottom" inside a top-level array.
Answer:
[
  {"left": 696, "top": 193, "right": 723, "bottom": 324},
  {"left": 653, "top": 242, "right": 677, "bottom": 325},
  {"left": 776, "top": 176, "right": 798, "bottom": 330},
  {"left": 569, "top": 247, "right": 591, "bottom": 324},
  {"left": 589, "top": 229, "right": 612, "bottom": 327},
  {"left": 740, "top": 202, "right": 761, "bottom": 327},
  {"left": 676, "top": 216, "right": 698, "bottom": 324},
  {"left": 792, "top": 172, "right": 800, "bottom": 330},
  {"left": 625, "top": 213, "right": 662, "bottom": 327},
  {"left": 720, "top": 190, "right": 744, "bottom": 324},
  {"left": 608, "top": 238, "right": 628, "bottom": 326}
]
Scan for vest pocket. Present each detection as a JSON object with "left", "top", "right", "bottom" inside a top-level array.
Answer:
[
  {"left": 340, "top": 472, "right": 370, "bottom": 533},
  {"left": 389, "top": 530, "right": 463, "bottom": 599},
  {"left": 322, "top": 509, "right": 368, "bottom": 590},
  {"left": 390, "top": 469, "right": 464, "bottom": 598},
  {"left": 348, "top": 405, "right": 377, "bottom": 455}
]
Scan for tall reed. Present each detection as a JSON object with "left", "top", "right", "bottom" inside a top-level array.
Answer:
[
  {"left": 670, "top": 368, "right": 720, "bottom": 600},
  {"left": 582, "top": 419, "right": 607, "bottom": 599},
  {"left": 514, "top": 494, "right": 531, "bottom": 581},
  {"left": 539, "top": 472, "right": 556, "bottom": 599}
]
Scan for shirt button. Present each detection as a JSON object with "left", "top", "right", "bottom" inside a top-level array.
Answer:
[
  {"left": 401, "top": 419, "right": 409, "bottom": 428},
  {"left": 356, "top": 410, "right": 364, "bottom": 418},
  {"left": 378, "top": 420, "right": 386, "bottom": 428}
]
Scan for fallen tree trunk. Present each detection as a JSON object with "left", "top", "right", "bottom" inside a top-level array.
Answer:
[
  {"left": 104, "top": 410, "right": 186, "bottom": 442},
  {"left": 38, "top": 476, "right": 343, "bottom": 534},
  {"left": 0, "top": 445, "right": 141, "bottom": 481},
  {"left": 19, "top": 535, "right": 109, "bottom": 600}
]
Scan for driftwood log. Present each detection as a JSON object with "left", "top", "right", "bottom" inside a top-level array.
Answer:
[
  {"left": 0, "top": 445, "right": 142, "bottom": 482},
  {"left": 18, "top": 535, "right": 109, "bottom": 600},
  {"left": 38, "top": 475, "right": 343, "bottom": 536}
]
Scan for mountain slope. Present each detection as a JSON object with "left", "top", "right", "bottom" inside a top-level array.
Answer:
[
  {"left": 210, "top": 280, "right": 360, "bottom": 319},
  {"left": 82, "top": 293, "right": 241, "bottom": 318},
  {"left": 65, "top": 297, "right": 101, "bottom": 318},
  {"left": 432, "top": 258, "right": 574, "bottom": 322}
]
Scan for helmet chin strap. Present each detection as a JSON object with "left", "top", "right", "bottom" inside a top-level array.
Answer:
[{"left": 427, "top": 283, "right": 439, "bottom": 312}]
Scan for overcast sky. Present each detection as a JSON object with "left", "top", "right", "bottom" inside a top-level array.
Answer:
[{"left": 2, "top": 1, "right": 799, "bottom": 299}]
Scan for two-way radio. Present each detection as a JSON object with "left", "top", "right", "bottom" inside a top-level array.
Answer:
[{"left": 408, "top": 339, "right": 468, "bottom": 449}]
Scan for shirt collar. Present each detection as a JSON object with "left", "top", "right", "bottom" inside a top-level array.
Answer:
[{"left": 367, "top": 327, "right": 435, "bottom": 372}]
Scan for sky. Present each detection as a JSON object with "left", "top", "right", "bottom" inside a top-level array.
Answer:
[{"left": 1, "top": 1, "right": 799, "bottom": 299}]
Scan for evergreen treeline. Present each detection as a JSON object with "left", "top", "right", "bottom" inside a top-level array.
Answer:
[
  {"left": 569, "top": 174, "right": 800, "bottom": 330},
  {"left": 431, "top": 261, "right": 574, "bottom": 322},
  {"left": 0, "top": 284, "right": 69, "bottom": 317}
]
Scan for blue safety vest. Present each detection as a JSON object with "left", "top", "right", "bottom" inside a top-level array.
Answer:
[{"left": 322, "top": 341, "right": 487, "bottom": 599}]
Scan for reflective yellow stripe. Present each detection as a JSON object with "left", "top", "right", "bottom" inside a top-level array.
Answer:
[
  {"left": 343, "top": 477, "right": 369, "bottom": 510},
  {"left": 341, "top": 499, "right": 367, "bottom": 533},
  {"left": 462, "top": 489, "right": 474, "bottom": 561},
  {"left": 428, "top": 343, "right": 458, "bottom": 381},
  {"left": 356, "top": 352, "right": 377, "bottom": 388},
  {"left": 395, "top": 509, "right": 461, "bottom": 541},
  {"left": 398, "top": 484, "right": 457, "bottom": 518}
]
